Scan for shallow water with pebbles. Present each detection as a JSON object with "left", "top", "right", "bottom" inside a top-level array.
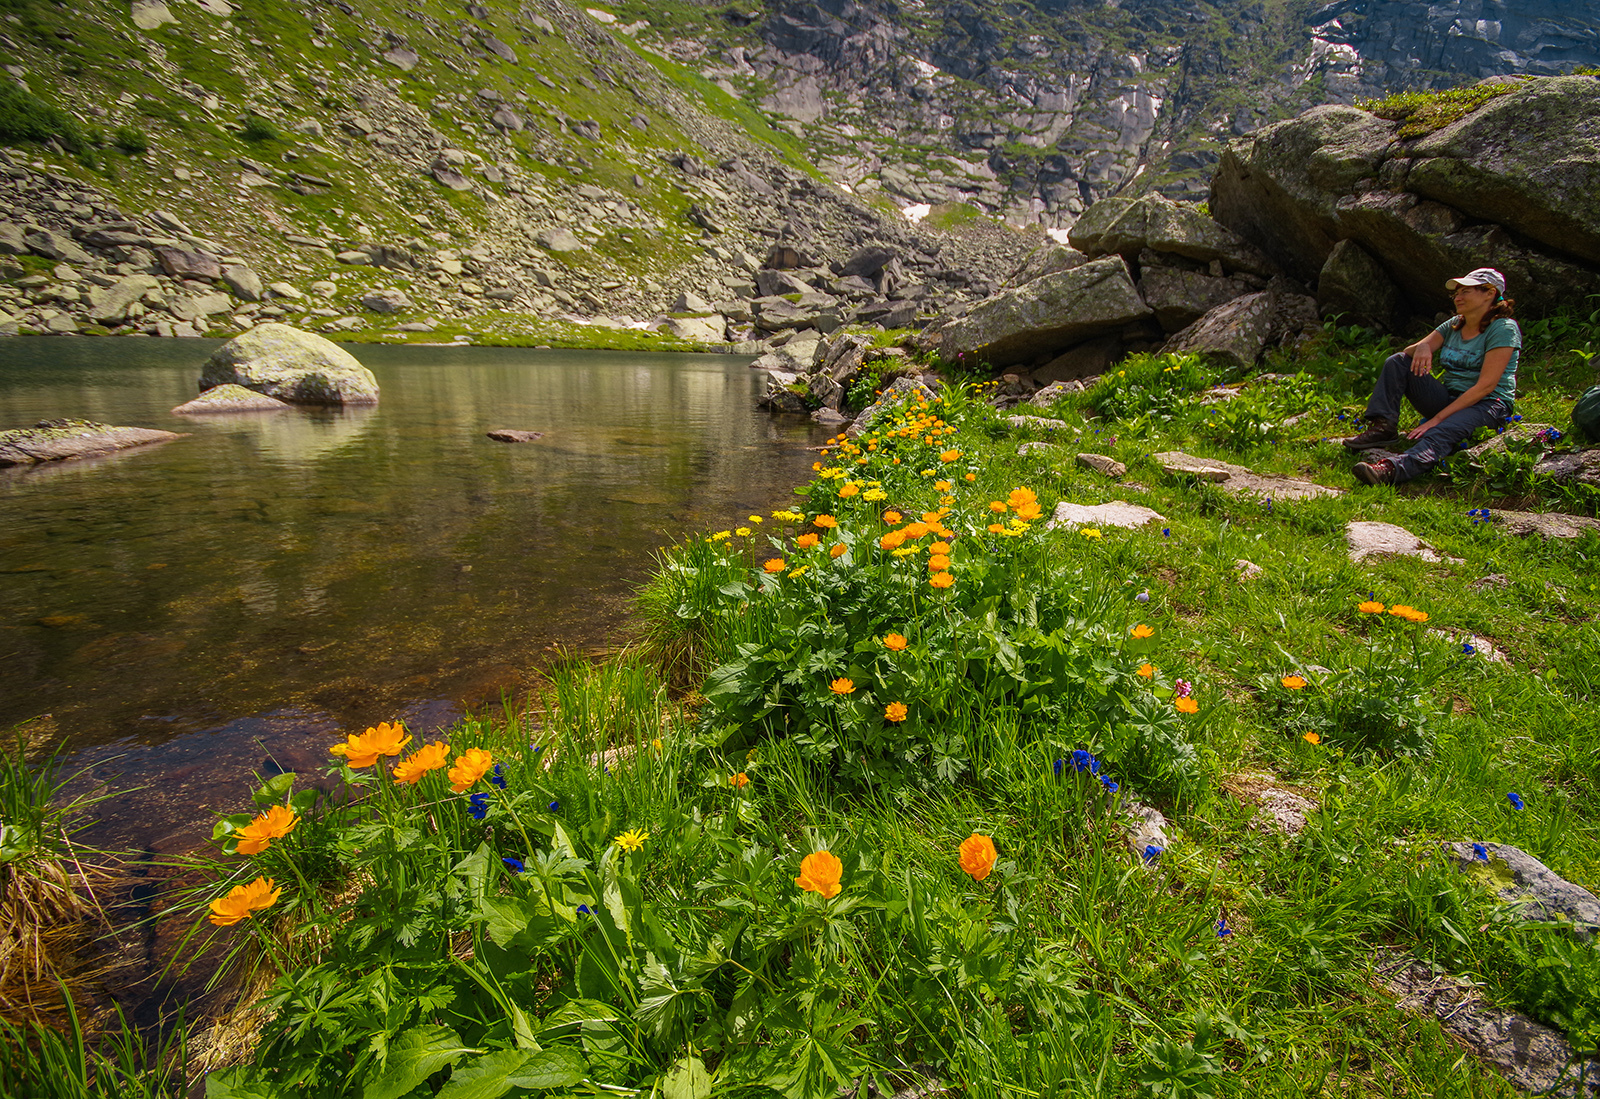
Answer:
[{"left": 0, "top": 337, "right": 822, "bottom": 850}]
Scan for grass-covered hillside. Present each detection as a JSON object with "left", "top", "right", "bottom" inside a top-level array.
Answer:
[{"left": 7, "top": 313, "right": 1599, "bottom": 1097}]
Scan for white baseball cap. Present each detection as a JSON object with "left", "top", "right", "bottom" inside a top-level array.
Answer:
[{"left": 1446, "top": 268, "right": 1506, "bottom": 295}]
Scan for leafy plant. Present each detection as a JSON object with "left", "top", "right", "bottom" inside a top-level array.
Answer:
[
  {"left": 1360, "top": 80, "right": 1521, "bottom": 138},
  {"left": 112, "top": 125, "right": 148, "bottom": 155},
  {"left": 0, "top": 78, "right": 86, "bottom": 151},
  {"left": 239, "top": 115, "right": 279, "bottom": 143}
]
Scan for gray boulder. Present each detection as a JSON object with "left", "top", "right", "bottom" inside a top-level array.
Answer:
[
  {"left": 1006, "top": 242, "right": 1087, "bottom": 287},
  {"left": 87, "top": 274, "right": 161, "bottom": 324},
  {"left": 171, "top": 384, "right": 293, "bottom": 414},
  {"left": 155, "top": 246, "right": 223, "bottom": 281},
  {"left": 359, "top": 289, "right": 412, "bottom": 314},
  {"left": 936, "top": 256, "right": 1152, "bottom": 369},
  {"left": 220, "top": 264, "right": 262, "bottom": 302},
  {"left": 1070, "top": 192, "right": 1277, "bottom": 277},
  {"left": 199, "top": 323, "right": 380, "bottom": 405},
  {"left": 25, "top": 230, "right": 92, "bottom": 265},
  {"left": 755, "top": 268, "right": 812, "bottom": 297},
  {"left": 847, "top": 375, "right": 938, "bottom": 437},
  {"left": 1161, "top": 293, "right": 1275, "bottom": 369},
  {"left": 536, "top": 227, "right": 583, "bottom": 252},
  {"left": 0, "top": 222, "right": 28, "bottom": 255},
  {"left": 1446, "top": 841, "right": 1600, "bottom": 931},
  {"left": 168, "top": 292, "right": 233, "bottom": 322},
  {"left": 665, "top": 314, "right": 725, "bottom": 342},
  {"left": 1316, "top": 239, "right": 1401, "bottom": 331},
  {"left": 1535, "top": 447, "right": 1600, "bottom": 490},
  {"left": 1139, "top": 267, "right": 1257, "bottom": 333}
]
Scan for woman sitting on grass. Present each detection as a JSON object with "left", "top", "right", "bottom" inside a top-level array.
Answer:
[{"left": 1341, "top": 267, "right": 1519, "bottom": 485}]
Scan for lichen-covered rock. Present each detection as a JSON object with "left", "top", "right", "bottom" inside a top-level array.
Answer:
[
  {"left": 171, "top": 385, "right": 293, "bottom": 415},
  {"left": 199, "top": 323, "right": 380, "bottom": 406},
  {"left": 1316, "top": 239, "right": 1402, "bottom": 331},
  {"left": 935, "top": 257, "right": 1151, "bottom": 368},
  {"left": 1161, "top": 292, "right": 1275, "bottom": 369},
  {"left": 1139, "top": 266, "right": 1257, "bottom": 333},
  {"left": 0, "top": 419, "right": 184, "bottom": 466},
  {"left": 1070, "top": 192, "right": 1277, "bottom": 276}
]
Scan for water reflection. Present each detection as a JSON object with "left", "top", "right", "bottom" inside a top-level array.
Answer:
[{"left": 0, "top": 341, "right": 820, "bottom": 798}]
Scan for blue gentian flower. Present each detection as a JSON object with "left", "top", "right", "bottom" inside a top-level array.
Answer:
[
  {"left": 1053, "top": 758, "right": 1064, "bottom": 777},
  {"left": 468, "top": 792, "right": 490, "bottom": 820},
  {"left": 1462, "top": 641, "right": 1476, "bottom": 655},
  {"left": 576, "top": 904, "right": 593, "bottom": 915},
  {"left": 1471, "top": 843, "right": 1488, "bottom": 861},
  {"left": 1071, "top": 749, "right": 1099, "bottom": 774},
  {"left": 1100, "top": 775, "right": 1119, "bottom": 793},
  {"left": 1507, "top": 792, "right": 1524, "bottom": 810},
  {"left": 1215, "top": 915, "right": 1231, "bottom": 938},
  {"left": 1512, "top": 414, "right": 1522, "bottom": 422},
  {"left": 1142, "top": 844, "right": 1163, "bottom": 864},
  {"left": 548, "top": 800, "right": 560, "bottom": 812},
  {"left": 502, "top": 856, "right": 524, "bottom": 874},
  {"left": 490, "top": 763, "right": 507, "bottom": 789},
  {"left": 1162, "top": 528, "right": 1171, "bottom": 538}
]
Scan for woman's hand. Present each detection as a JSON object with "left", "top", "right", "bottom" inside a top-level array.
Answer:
[
  {"left": 1409, "top": 344, "right": 1434, "bottom": 376},
  {"left": 1406, "top": 418, "right": 1439, "bottom": 441}
]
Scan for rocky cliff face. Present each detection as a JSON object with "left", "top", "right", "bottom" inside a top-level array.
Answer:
[{"left": 627, "top": 0, "right": 1600, "bottom": 227}]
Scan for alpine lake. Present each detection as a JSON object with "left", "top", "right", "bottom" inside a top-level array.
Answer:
[{"left": 0, "top": 337, "right": 823, "bottom": 852}]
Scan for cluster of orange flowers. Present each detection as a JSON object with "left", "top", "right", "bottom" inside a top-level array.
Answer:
[
  {"left": 984, "top": 487, "right": 1043, "bottom": 536},
  {"left": 817, "top": 398, "right": 961, "bottom": 470},
  {"left": 328, "top": 722, "right": 497, "bottom": 794},
  {"left": 209, "top": 876, "right": 280, "bottom": 926},
  {"left": 795, "top": 833, "right": 997, "bottom": 900},
  {"left": 1358, "top": 600, "right": 1429, "bottom": 622}
]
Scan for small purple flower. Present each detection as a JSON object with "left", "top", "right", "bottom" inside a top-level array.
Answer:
[
  {"left": 468, "top": 792, "right": 490, "bottom": 820},
  {"left": 502, "top": 856, "right": 524, "bottom": 874},
  {"left": 1462, "top": 641, "right": 1476, "bottom": 655},
  {"left": 1507, "top": 792, "right": 1524, "bottom": 811},
  {"left": 1136, "top": 591, "right": 1149, "bottom": 603},
  {"left": 1071, "top": 749, "right": 1099, "bottom": 774},
  {"left": 1142, "top": 844, "right": 1163, "bottom": 864},
  {"left": 1162, "top": 528, "right": 1171, "bottom": 538},
  {"left": 1174, "top": 679, "right": 1192, "bottom": 699},
  {"left": 1471, "top": 843, "right": 1488, "bottom": 861}
]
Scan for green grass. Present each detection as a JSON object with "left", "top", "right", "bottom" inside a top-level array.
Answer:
[{"left": 1359, "top": 81, "right": 1524, "bottom": 138}]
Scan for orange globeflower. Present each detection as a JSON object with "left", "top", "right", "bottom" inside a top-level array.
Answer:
[
  {"left": 1131, "top": 624, "right": 1155, "bottom": 639},
  {"left": 730, "top": 772, "right": 750, "bottom": 788},
  {"left": 883, "top": 632, "right": 908, "bottom": 651},
  {"left": 1175, "top": 698, "right": 1199, "bottom": 714},
  {"left": 933, "top": 480, "right": 952, "bottom": 492},
  {"left": 1358, "top": 600, "right": 1385, "bottom": 614},
  {"left": 964, "top": 472, "right": 976, "bottom": 482},
  {"left": 1014, "top": 502, "right": 1043, "bottom": 521},
  {"left": 813, "top": 515, "right": 839, "bottom": 529},
  {"left": 838, "top": 483, "right": 860, "bottom": 498},
  {"left": 330, "top": 721, "right": 411, "bottom": 768},
  {"left": 796, "top": 533, "right": 820, "bottom": 549},
  {"left": 928, "top": 555, "right": 952, "bottom": 572},
  {"left": 234, "top": 805, "right": 298, "bottom": 856},
  {"left": 764, "top": 558, "right": 786, "bottom": 573},
  {"left": 883, "top": 510, "right": 902, "bottom": 523},
  {"left": 448, "top": 747, "right": 495, "bottom": 793},
  {"left": 795, "top": 850, "right": 843, "bottom": 898},
  {"left": 392, "top": 741, "right": 450, "bottom": 785},
  {"left": 884, "top": 701, "right": 908, "bottom": 722},
  {"left": 959, "top": 834, "right": 998, "bottom": 881},
  {"left": 1281, "top": 675, "right": 1308, "bottom": 690},
  {"left": 1303, "top": 731, "right": 1321, "bottom": 745},
  {"left": 939, "top": 449, "right": 961, "bottom": 461},
  {"left": 929, "top": 541, "right": 951, "bottom": 554},
  {"left": 880, "top": 530, "right": 908, "bottom": 550},
  {"left": 987, "top": 523, "right": 1006, "bottom": 534},
  {"left": 209, "top": 876, "right": 281, "bottom": 927},
  {"left": 1137, "top": 663, "right": 1156, "bottom": 678},
  {"left": 829, "top": 543, "right": 848, "bottom": 559},
  {"left": 929, "top": 572, "right": 955, "bottom": 589},
  {"left": 989, "top": 500, "right": 1008, "bottom": 513},
  {"left": 829, "top": 677, "right": 856, "bottom": 695}
]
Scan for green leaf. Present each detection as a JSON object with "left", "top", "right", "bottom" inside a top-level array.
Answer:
[
  {"left": 505, "top": 1047, "right": 587, "bottom": 1089},
  {"left": 435, "top": 1050, "right": 534, "bottom": 1099},
  {"left": 205, "top": 1067, "right": 286, "bottom": 1099},
  {"left": 362, "top": 1025, "right": 474, "bottom": 1099},
  {"left": 252, "top": 772, "right": 296, "bottom": 808},
  {"left": 480, "top": 896, "right": 532, "bottom": 948},
  {"left": 661, "top": 1055, "right": 712, "bottom": 1099},
  {"left": 539, "top": 999, "right": 620, "bottom": 1031}
]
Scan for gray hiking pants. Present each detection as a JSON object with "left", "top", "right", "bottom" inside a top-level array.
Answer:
[{"left": 1365, "top": 352, "right": 1512, "bottom": 483}]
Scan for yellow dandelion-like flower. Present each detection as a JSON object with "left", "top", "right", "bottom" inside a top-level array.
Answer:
[{"left": 614, "top": 828, "right": 649, "bottom": 852}]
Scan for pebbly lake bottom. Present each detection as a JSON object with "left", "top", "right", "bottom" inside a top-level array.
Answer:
[{"left": 0, "top": 337, "right": 825, "bottom": 853}]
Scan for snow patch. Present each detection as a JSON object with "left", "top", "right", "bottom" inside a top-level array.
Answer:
[
  {"left": 903, "top": 203, "right": 931, "bottom": 223},
  {"left": 1046, "top": 228, "right": 1073, "bottom": 244},
  {"left": 912, "top": 58, "right": 940, "bottom": 79},
  {"left": 585, "top": 7, "right": 616, "bottom": 24}
]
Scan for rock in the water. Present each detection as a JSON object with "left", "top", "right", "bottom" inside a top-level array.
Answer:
[
  {"left": 1076, "top": 452, "right": 1126, "bottom": 478},
  {"left": 1046, "top": 500, "right": 1166, "bottom": 530},
  {"left": 486, "top": 429, "right": 544, "bottom": 443},
  {"left": 1152, "top": 450, "right": 1340, "bottom": 500},
  {"left": 1446, "top": 841, "right": 1600, "bottom": 931},
  {"left": 1345, "top": 520, "right": 1462, "bottom": 564},
  {"left": 935, "top": 257, "right": 1151, "bottom": 369},
  {"left": 0, "top": 419, "right": 184, "bottom": 466},
  {"left": 171, "top": 384, "right": 293, "bottom": 414},
  {"left": 199, "top": 323, "right": 380, "bottom": 406}
]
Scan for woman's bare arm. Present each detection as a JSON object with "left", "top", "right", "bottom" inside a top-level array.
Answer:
[{"left": 1402, "top": 329, "right": 1446, "bottom": 376}]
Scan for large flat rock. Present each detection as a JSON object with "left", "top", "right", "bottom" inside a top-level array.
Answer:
[
  {"left": 0, "top": 419, "right": 185, "bottom": 466},
  {"left": 1152, "top": 450, "right": 1341, "bottom": 501},
  {"left": 171, "top": 384, "right": 292, "bottom": 415},
  {"left": 1494, "top": 510, "right": 1600, "bottom": 539},
  {"left": 1345, "top": 520, "right": 1462, "bottom": 564},
  {"left": 1045, "top": 500, "right": 1166, "bottom": 530}
]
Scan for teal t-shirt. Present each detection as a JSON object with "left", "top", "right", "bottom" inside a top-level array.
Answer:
[{"left": 1432, "top": 316, "right": 1520, "bottom": 402}]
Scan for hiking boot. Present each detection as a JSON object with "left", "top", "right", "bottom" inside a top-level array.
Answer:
[
  {"left": 1353, "top": 458, "right": 1398, "bottom": 486},
  {"left": 1341, "top": 416, "right": 1399, "bottom": 451}
]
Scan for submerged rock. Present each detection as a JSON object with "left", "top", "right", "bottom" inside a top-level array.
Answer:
[
  {"left": 0, "top": 419, "right": 185, "bottom": 467},
  {"left": 486, "top": 429, "right": 544, "bottom": 443},
  {"left": 199, "top": 323, "right": 380, "bottom": 406}
]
